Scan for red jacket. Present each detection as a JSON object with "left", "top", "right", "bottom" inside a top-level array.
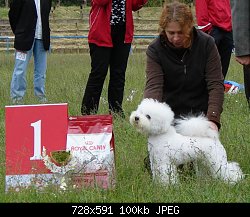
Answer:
[
  {"left": 88, "top": 0, "right": 148, "bottom": 47},
  {"left": 195, "top": 0, "right": 232, "bottom": 32}
]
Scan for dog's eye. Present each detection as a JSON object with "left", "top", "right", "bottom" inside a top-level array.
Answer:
[{"left": 146, "top": 114, "right": 151, "bottom": 120}]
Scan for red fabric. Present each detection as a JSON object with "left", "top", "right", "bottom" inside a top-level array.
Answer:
[
  {"left": 195, "top": 0, "right": 232, "bottom": 32},
  {"left": 88, "top": 0, "right": 147, "bottom": 47},
  {"left": 224, "top": 83, "right": 232, "bottom": 93}
]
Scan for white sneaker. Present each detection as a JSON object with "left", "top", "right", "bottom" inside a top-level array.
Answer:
[
  {"left": 11, "top": 97, "right": 23, "bottom": 105},
  {"left": 38, "top": 97, "right": 48, "bottom": 104}
]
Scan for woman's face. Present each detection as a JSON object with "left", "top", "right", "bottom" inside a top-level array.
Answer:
[{"left": 165, "top": 22, "right": 185, "bottom": 48}]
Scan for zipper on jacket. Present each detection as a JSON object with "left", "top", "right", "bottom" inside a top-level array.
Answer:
[
  {"left": 181, "top": 50, "right": 188, "bottom": 74},
  {"left": 183, "top": 65, "right": 187, "bottom": 74}
]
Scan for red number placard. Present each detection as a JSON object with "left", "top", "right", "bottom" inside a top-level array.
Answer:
[{"left": 5, "top": 103, "right": 68, "bottom": 190}]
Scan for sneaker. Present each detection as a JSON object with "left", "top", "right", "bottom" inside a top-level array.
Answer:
[
  {"left": 38, "top": 97, "right": 48, "bottom": 104},
  {"left": 11, "top": 97, "right": 23, "bottom": 105}
]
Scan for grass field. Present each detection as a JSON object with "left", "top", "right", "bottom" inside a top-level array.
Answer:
[
  {"left": 0, "top": 52, "right": 250, "bottom": 203},
  {"left": 0, "top": 5, "right": 250, "bottom": 204}
]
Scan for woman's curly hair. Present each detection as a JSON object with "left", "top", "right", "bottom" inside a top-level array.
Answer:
[{"left": 159, "top": 1, "right": 194, "bottom": 48}]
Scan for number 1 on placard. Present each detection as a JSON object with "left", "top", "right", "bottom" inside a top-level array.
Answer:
[{"left": 30, "top": 120, "right": 43, "bottom": 160}]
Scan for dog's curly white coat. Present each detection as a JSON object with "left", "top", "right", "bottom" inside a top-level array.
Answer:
[{"left": 130, "top": 98, "right": 244, "bottom": 185}]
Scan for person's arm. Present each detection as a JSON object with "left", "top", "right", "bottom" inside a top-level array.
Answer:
[
  {"left": 92, "top": 0, "right": 110, "bottom": 6},
  {"left": 235, "top": 56, "right": 250, "bottom": 66},
  {"left": 8, "top": 0, "right": 22, "bottom": 34},
  {"left": 195, "top": 0, "right": 212, "bottom": 33},
  {"left": 205, "top": 38, "right": 225, "bottom": 129},
  {"left": 144, "top": 56, "right": 164, "bottom": 102}
]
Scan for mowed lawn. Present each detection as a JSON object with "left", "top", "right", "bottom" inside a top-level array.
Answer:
[
  {"left": 0, "top": 52, "right": 249, "bottom": 203},
  {"left": 0, "top": 5, "right": 249, "bottom": 204}
]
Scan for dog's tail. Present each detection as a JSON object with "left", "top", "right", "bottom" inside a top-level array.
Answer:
[
  {"left": 222, "top": 162, "right": 244, "bottom": 184},
  {"left": 175, "top": 115, "right": 219, "bottom": 139}
]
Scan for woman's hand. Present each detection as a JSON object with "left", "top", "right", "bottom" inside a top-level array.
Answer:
[
  {"left": 209, "top": 121, "right": 218, "bottom": 131},
  {"left": 235, "top": 55, "right": 250, "bottom": 65}
]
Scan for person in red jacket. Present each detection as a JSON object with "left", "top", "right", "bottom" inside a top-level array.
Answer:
[
  {"left": 195, "top": 0, "right": 234, "bottom": 79},
  {"left": 81, "top": 0, "right": 148, "bottom": 117}
]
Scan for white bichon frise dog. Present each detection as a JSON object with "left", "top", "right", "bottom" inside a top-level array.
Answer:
[{"left": 130, "top": 98, "right": 244, "bottom": 185}]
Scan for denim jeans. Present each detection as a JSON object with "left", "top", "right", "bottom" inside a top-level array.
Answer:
[{"left": 10, "top": 39, "right": 47, "bottom": 100}]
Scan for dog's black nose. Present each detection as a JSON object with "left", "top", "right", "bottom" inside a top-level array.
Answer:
[{"left": 135, "top": 116, "right": 139, "bottom": 121}]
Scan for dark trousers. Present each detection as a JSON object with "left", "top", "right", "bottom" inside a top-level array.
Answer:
[
  {"left": 210, "top": 26, "right": 234, "bottom": 79},
  {"left": 81, "top": 25, "right": 131, "bottom": 115},
  {"left": 243, "top": 65, "right": 250, "bottom": 105}
]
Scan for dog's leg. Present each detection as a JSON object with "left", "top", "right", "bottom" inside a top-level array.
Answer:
[
  {"left": 204, "top": 147, "right": 228, "bottom": 180},
  {"left": 205, "top": 147, "right": 243, "bottom": 184},
  {"left": 222, "top": 162, "right": 244, "bottom": 184},
  {"left": 211, "top": 160, "right": 244, "bottom": 184},
  {"left": 152, "top": 162, "right": 179, "bottom": 185}
]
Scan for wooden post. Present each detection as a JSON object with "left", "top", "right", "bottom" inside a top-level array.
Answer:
[
  {"left": 80, "top": 1, "right": 87, "bottom": 20},
  {"left": 80, "top": 5, "right": 83, "bottom": 20}
]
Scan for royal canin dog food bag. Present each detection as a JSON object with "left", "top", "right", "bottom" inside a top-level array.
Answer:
[{"left": 66, "top": 115, "right": 116, "bottom": 189}]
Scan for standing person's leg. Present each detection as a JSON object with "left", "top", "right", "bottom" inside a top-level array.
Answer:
[
  {"left": 243, "top": 65, "right": 250, "bottom": 107},
  {"left": 218, "top": 31, "right": 234, "bottom": 79},
  {"left": 210, "top": 27, "right": 233, "bottom": 79},
  {"left": 81, "top": 43, "right": 111, "bottom": 115},
  {"left": 33, "top": 39, "right": 48, "bottom": 102},
  {"left": 10, "top": 46, "right": 33, "bottom": 103},
  {"left": 109, "top": 25, "right": 131, "bottom": 115}
]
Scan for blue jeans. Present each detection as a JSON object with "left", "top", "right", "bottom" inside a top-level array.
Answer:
[{"left": 10, "top": 39, "right": 47, "bottom": 100}]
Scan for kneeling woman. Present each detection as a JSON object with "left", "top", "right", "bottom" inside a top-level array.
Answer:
[
  {"left": 143, "top": 2, "right": 224, "bottom": 172},
  {"left": 144, "top": 1, "right": 224, "bottom": 131}
]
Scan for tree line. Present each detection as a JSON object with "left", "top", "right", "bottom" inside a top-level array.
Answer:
[{"left": 1, "top": 0, "right": 193, "bottom": 8}]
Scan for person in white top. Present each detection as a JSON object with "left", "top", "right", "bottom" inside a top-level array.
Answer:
[{"left": 8, "top": 0, "right": 52, "bottom": 104}]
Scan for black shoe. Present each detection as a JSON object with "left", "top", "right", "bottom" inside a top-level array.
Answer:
[{"left": 81, "top": 105, "right": 97, "bottom": 115}]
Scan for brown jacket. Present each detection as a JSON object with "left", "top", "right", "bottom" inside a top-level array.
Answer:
[{"left": 144, "top": 28, "right": 224, "bottom": 128}]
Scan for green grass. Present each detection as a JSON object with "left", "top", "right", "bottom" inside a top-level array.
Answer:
[
  {"left": 0, "top": 53, "right": 250, "bottom": 202},
  {"left": 0, "top": 6, "right": 8, "bottom": 19}
]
